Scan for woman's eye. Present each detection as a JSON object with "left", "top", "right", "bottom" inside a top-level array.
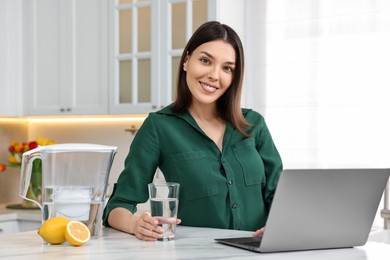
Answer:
[
  {"left": 200, "top": 58, "right": 210, "bottom": 64},
  {"left": 224, "top": 66, "right": 233, "bottom": 73}
]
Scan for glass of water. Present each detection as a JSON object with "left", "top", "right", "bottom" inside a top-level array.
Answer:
[{"left": 148, "top": 182, "right": 180, "bottom": 241}]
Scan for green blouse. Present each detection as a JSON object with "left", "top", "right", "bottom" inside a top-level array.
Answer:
[{"left": 103, "top": 106, "right": 283, "bottom": 231}]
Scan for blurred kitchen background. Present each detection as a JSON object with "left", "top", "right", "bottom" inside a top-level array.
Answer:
[{"left": 1, "top": 0, "right": 390, "bottom": 228}]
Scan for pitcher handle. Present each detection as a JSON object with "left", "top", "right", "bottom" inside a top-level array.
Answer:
[{"left": 19, "top": 146, "right": 44, "bottom": 209}]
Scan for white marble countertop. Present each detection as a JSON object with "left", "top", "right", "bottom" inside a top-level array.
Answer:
[
  {"left": 0, "top": 203, "right": 41, "bottom": 222},
  {"left": 0, "top": 225, "right": 389, "bottom": 259}
]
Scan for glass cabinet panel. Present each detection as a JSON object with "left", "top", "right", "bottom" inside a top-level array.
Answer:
[
  {"left": 119, "top": 0, "right": 133, "bottom": 4},
  {"left": 193, "top": 0, "right": 208, "bottom": 32},
  {"left": 119, "top": 60, "right": 132, "bottom": 103},
  {"left": 172, "top": 3, "right": 186, "bottom": 50},
  {"left": 138, "top": 7, "right": 151, "bottom": 52},
  {"left": 138, "top": 59, "right": 151, "bottom": 102},
  {"left": 119, "top": 10, "right": 132, "bottom": 54}
]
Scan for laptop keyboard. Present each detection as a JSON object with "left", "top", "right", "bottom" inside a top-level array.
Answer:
[{"left": 238, "top": 237, "right": 262, "bottom": 247}]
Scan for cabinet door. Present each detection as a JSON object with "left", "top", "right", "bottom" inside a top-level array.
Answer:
[
  {"left": 109, "top": 0, "right": 213, "bottom": 115},
  {"left": 0, "top": 0, "right": 23, "bottom": 116},
  {"left": 18, "top": 220, "right": 41, "bottom": 232},
  {"left": 108, "top": 0, "right": 155, "bottom": 115},
  {"left": 24, "top": 0, "right": 108, "bottom": 116},
  {"left": 0, "top": 220, "right": 40, "bottom": 234},
  {"left": 0, "top": 221, "right": 18, "bottom": 234}
]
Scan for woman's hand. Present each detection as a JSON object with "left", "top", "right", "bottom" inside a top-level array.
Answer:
[
  {"left": 253, "top": 227, "right": 265, "bottom": 237},
  {"left": 131, "top": 212, "right": 164, "bottom": 241},
  {"left": 131, "top": 212, "right": 182, "bottom": 241},
  {"left": 108, "top": 208, "right": 181, "bottom": 241}
]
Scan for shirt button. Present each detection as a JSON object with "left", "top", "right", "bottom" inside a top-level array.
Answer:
[
  {"left": 228, "top": 180, "right": 233, "bottom": 185},
  {"left": 232, "top": 204, "right": 237, "bottom": 209}
]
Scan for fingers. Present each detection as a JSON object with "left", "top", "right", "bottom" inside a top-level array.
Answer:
[
  {"left": 134, "top": 212, "right": 164, "bottom": 241},
  {"left": 154, "top": 217, "right": 181, "bottom": 225},
  {"left": 132, "top": 213, "right": 181, "bottom": 241},
  {"left": 252, "top": 227, "right": 265, "bottom": 237}
]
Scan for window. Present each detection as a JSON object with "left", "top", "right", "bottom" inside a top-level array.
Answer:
[{"left": 245, "top": 0, "right": 390, "bottom": 169}]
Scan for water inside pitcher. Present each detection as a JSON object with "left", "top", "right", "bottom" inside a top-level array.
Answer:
[{"left": 20, "top": 143, "right": 117, "bottom": 237}]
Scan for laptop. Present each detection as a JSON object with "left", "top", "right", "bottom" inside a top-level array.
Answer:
[{"left": 215, "top": 168, "right": 390, "bottom": 253}]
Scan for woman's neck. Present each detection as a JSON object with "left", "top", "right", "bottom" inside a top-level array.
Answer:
[
  {"left": 189, "top": 103, "right": 226, "bottom": 152},
  {"left": 188, "top": 102, "right": 219, "bottom": 121}
]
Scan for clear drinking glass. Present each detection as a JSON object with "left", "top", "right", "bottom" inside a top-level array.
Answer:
[{"left": 148, "top": 182, "right": 180, "bottom": 241}]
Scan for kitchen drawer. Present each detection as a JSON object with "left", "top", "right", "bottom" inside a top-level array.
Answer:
[
  {"left": 18, "top": 220, "right": 40, "bottom": 232},
  {"left": 0, "top": 221, "right": 18, "bottom": 235},
  {"left": 0, "top": 220, "right": 40, "bottom": 235}
]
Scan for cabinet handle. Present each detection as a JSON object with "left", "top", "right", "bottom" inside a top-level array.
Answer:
[
  {"left": 125, "top": 125, "right": 139, "bottom": 135},
  {"left": 152, "top": 105, "right": 157, "bottom": 109},
  {"left": 60, "top": 108, "right": 65, "bottom": 112},
  {"left": 0, "top": 228, "right": 3, "bottom": 233},
  {"left": 66, "top": 108, "right": 71, "bottom": 112}
]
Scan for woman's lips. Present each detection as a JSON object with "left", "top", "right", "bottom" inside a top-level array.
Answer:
[{"left": 200, "top": 82, "right": 218, "bottom": 93}]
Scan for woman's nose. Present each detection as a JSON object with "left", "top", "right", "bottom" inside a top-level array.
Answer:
[
  {"left": 208, "top": 67, "right": 219, "bottom": 82},
  {"left": 208, "top": 75, "right": 218, "bottom": 82}
]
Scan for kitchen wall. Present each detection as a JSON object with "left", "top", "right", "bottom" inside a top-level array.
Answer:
[
  {"left": 0, "top": 116, "right": 147, "bottom": 204},
  {"left": 0, "top": 119, "right": 28, "bottom": 203}
]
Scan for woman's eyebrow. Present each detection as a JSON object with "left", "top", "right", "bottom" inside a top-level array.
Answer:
[{"left": 200, "top": 51, "right": 235, "bottom": 65}]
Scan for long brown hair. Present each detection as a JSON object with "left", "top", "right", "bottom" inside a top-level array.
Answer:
[{"left": 171, "top": 21, "right": 250, "bottom": 137}]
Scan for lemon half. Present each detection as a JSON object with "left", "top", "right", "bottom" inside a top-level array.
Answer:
[{"left": 65, "top": 221, "right": 91, "bottom": 246}]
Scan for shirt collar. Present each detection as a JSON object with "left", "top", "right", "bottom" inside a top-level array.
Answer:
[
  {"left": 156, "top": 103, "right": 252, "bottom": 117},
  {"left": 156, "top": 103, "right": 252, "bottom": 135},
  {"left": 156, "top": 104, "right": 199, "bottom": 130}
]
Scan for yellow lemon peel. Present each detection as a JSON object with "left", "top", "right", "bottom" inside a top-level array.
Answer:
[
  {"left": 37, "top": 217, "right": 70, "bottom": 245},
  {"left": 65, "top": 221, "right": 91, "bottom": 246}
]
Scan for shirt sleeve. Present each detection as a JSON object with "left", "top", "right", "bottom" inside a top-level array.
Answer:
[
  {"left": 102, "top": 113, "right": 160, "bottom": 226},
  {"left": 255, "top": 115, "right": 283, "bottom": 211}
]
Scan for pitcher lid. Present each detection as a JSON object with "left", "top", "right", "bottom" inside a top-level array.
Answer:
[{"left": 40, "top": 143, "right": 117, "bottom": 152}]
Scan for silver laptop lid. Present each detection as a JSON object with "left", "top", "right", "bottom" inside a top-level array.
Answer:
[{"left": 260, "top": 168, "right": 390, "bottom": 252}]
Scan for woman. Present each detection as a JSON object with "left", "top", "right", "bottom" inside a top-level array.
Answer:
[{"left": 103, "top": 21, "right": 283, "bottom": 241}]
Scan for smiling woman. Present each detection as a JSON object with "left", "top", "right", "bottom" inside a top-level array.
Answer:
[
  {"left": 182, "top": 40, "right": 237, "bottom": 151},
  {"left": 103, "top": 21, "right": 283, "bottom": 242},
  {"left": 184, "top": 41, "right": 235, "bottom": 104}
]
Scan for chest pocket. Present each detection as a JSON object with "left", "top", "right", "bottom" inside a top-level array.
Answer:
[
  {"left": 232, "top": 138, "right": 266, "bottom": 187},
  {"left": 173, "top": 151, "right": 220, "bottom": 201}
]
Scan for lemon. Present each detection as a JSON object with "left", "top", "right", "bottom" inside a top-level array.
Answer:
[
  {"left": 65, "top": 221, "right": 91, "bottom": 246},
  {"left": 37, "top": 217, "right": 70, "bottom": 244}
]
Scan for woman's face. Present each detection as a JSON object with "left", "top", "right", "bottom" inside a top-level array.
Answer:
[{"left": 183, "top": 40, "right": 236, "bottom": 107}]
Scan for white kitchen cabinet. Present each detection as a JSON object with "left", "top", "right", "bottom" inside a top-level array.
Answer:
[
  {"left": 0, "top": 220, "right": 40, "bottom": 235},
  {"left": 0, "top": 0, "right": 23, "bottom": 116},
  {"left": 17, "top": 220, "right": 41, "bottom": 232},
  {"left": 2, "top": 0, "right": 245, "bottom": 116},
  {"left": 23, "top": 0, "right": 109, "bottom": 116},
  {"left": 0, "top": 220, "right": 18, "bottom": 234}
]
